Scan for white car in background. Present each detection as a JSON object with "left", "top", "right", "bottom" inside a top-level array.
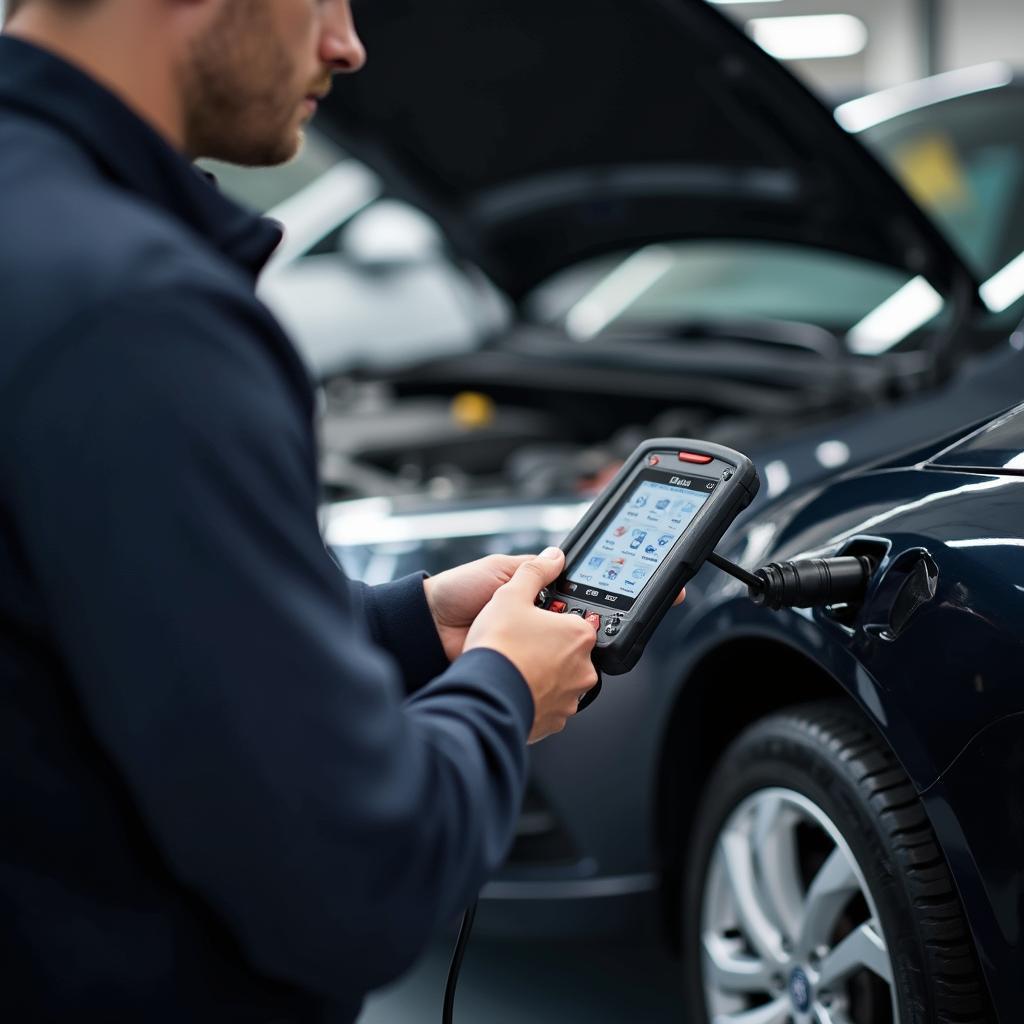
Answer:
[{"left": 206, "top": 132, "right": 508, "bottom": 379}]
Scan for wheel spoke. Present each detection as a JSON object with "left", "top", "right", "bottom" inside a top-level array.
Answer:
[
  {"left": 796, "top": 846, "right": 859, "bottom": 955},
  {"left": 817, "top": 919, "right": 892, "bottom": 987},
  {"left": 720, "top": 829, "right": 787, "bottom": 965},
  {"left": 703, "top": 933, "right": 773, "bottom": 994},
  {"left": 813, "top": 1003, "right": 855, "bottom": 1024},
  {"left": 712, "top": 995, "right": 792, "bottom": 1024},
  {"left": 753, "top": 796, "right": 805, "bottom": 943}
]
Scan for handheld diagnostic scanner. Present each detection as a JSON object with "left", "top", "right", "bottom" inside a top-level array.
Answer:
[{"left": 536, "top": 439, "right": 759, "bottom": 675}]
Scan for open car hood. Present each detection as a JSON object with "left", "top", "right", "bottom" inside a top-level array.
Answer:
[{"left": 318, "top": 0, "right": 980, "bottom": 305}]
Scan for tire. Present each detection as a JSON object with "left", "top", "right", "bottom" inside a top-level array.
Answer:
[{"left": 681, "top": 699, "right": 990, "bottom": 1024}]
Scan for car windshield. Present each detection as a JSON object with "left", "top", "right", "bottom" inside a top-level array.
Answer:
[{"left": 526, "top": 243, "right": 914, "bottom": 341}]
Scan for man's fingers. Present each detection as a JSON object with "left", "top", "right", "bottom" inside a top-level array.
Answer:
[
  {"left": 503, "top": 547, "right": 565, "bottom": 595},
  {"left": 673, "top": 586, "right": 687, "bottom": 607},
  {"left": 484, "top": 553, "right": 534, "bottom": 579}
]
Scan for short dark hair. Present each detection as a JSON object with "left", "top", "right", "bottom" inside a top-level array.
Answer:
[{"left": 5, "top": 0, "right": 100, "bottom": 21}]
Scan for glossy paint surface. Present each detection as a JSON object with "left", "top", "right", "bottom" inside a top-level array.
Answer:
[{"left": 931, "top": 400, "right": 1024, "bottom": 471}]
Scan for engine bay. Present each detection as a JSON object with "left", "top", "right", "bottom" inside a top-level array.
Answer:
[{"left": 316, "top": 326, "right": 918, "bottom": 503}]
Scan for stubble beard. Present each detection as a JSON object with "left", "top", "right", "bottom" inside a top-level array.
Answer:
[{"left": 180, "top": 0, "right": 306, "bottom": 166}]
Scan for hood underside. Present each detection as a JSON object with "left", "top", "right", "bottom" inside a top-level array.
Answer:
[{"left": 319, "top": 0, "right": 979, "bottom": 304}]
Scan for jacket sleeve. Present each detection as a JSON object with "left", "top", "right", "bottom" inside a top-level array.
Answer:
[
  {"left": 342, "top": 573, "right": 452, "bottom": 694},
  {"left": 4, "top": 285, "right": 534, "bottom": 999}
]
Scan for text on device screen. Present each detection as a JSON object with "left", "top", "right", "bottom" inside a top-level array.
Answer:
[{"left": 565, "top": 472, "right": 715, "bottom": 608}]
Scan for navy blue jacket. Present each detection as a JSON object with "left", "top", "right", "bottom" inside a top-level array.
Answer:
[{"left": 0, "top": 36, "right": 533, "bottom": 1022}]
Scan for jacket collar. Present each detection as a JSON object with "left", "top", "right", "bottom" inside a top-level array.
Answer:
[{"left": 0, "top": 34, "right": 282, "bottom": 278}]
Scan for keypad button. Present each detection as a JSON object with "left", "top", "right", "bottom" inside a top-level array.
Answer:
[
  {"left": 535, "top": 588, "right": 549, "bottom": 608},
  {"left": 548, "top": 599, "right": 568, "bottom": 614},
  {"left": 584, "top": 612, "right": 601, "bottom": 630}
]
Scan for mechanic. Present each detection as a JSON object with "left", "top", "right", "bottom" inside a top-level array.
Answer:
[{"left": 0, "top": 0, "right": 640, "bottom": 1020}]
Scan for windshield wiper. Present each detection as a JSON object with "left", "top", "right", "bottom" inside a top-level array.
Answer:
[{"left": 603, "top": 315, "right": 844, "bottom": 359}]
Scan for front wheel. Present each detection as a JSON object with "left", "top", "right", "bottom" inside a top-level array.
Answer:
[{"left": 682, "top": 700, "right": 990, "bottom": 1024}]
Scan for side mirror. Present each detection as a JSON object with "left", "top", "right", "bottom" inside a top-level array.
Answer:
[{"left": 339, "top": 200, "right": 444, "bottom": 270}]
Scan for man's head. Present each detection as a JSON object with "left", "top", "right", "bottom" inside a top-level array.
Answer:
[
  {"left": 179, "top": 0, "right": 366, "bottom": 165},
  {"left": 3, "top": 0, "right": 366, "bottom": 164}
]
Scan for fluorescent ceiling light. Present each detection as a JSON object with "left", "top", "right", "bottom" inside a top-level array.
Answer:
[
  {"left": 847, "top": 276, "right": 944, "bottom": 355},
  {"left": 980, "top": 250, "right": 1024, "bottom": 314},
  {"left": 835, "top": 62, "right": 1014, "bottom": 133},
  {"left": 747, "top": 14, "right": 868, "bottom": 61}
]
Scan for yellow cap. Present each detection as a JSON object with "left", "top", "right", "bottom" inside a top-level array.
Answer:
[{"left": 450, "top": 391, "right": 496, "bottom": 429}]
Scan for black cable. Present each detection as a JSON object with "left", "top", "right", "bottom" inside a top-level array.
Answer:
[
  {"left": 442, "top": 900, "right": 477, "bottom": 1024},
  {"left": 706, "top": 550, "right": 764, "bottom": 590}
]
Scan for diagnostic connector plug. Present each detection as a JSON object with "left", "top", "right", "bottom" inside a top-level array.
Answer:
[
  {"left": 749, "top": 556, "right": 874, "bottom": 610},
  {"left": 707, "top": 551, "right": 875, "bottom": 611}
]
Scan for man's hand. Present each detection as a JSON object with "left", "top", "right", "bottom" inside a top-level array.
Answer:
[
  {"left": 463, "top": 549, "right": 598, "bottom": 742},
  {"left": 423, "top": 554, "right": 534, "bottom": 663},
  {"left": 424, "top": 552, "right": 687, "bottom": 664}
]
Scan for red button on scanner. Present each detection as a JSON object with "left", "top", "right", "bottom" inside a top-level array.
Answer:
[
  {"left": 584, "top": 611, "right": 601, "bottom": 630},
  {"left": 678, "top": 451, "right": 713, "bottom": 464},
  {"left": 548, "top": 599, "right": 568, "bottom": 614},
  {"left": 647, "top": 455, "right": 660, "bottom": 466}
]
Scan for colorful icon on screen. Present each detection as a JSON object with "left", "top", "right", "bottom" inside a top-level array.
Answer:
[
  {"left": 613, "top": 525, "right": 628, "bottom": 537},
  {"left": 629, "top": 530, "right": 647, "bottom": 549},
  {"left": 588, "top": 556, "right": 605, "bottom": 568},
  {"left": 658, "top": 534, "right": 674, "bottom": 546},
  {"left": 655, "top": 499, "right": 670, "bottom": 510}
]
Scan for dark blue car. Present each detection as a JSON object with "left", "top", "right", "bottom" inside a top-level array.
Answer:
[
  {"left": 305, "top": 1, "right": 1024, "bottom": 1021},
  {"left": 664, "top": 392, "right": 1024, "bottom": 1024}
]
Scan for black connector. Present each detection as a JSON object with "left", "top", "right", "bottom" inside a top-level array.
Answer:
[
  {"left": 707, "top": 552, "right": 874, "bottom": 610},
  {"left": 749, "top": 556, "right": 874, "bottom": 610}
]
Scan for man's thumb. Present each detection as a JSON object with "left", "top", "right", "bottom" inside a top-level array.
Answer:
[{"left": 507, "top": 547, "right": 565, "bottom": 592}]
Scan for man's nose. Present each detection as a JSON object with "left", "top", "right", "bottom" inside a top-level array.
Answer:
[{"left": 320, "top": 0, "right": 367, "bottom": 74}]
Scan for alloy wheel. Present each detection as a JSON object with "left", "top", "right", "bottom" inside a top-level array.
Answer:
[{"left": 700, "top": 787, "right": 897, "bottom": 1024}]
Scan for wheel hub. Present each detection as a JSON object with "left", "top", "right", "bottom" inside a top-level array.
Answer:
[{"left": 788, "top": 966, "right": 812, "bottom": 1015}]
